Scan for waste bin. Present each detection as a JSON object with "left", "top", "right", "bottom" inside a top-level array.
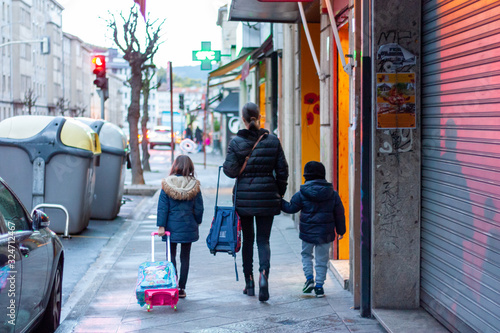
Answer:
[
  {"left": 76, "top": 118, "right": 128, "bottom": 220},
  {"left": 0, "top": 115, "right": 101, "bottom": 234}
]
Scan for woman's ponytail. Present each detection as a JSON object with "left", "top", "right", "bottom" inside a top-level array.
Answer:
[{"left": 242, "top": 103, "right": 260, "bottom": 131}]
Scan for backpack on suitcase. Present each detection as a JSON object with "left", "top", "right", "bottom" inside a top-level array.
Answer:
[
  {"left": 206, "top": 166, "right": 242, "bottom": 280},
  {"left": 206, "top": 136, "right": 264, "bottom": 281}
]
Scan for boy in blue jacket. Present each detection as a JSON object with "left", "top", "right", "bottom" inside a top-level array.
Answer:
[{"left": 281, "top": 161, "right": 346, "bottom": 297}]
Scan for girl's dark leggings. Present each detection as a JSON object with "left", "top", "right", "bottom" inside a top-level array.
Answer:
[{"left": 168, "top": 242, "right": 192, "bottom": 289}]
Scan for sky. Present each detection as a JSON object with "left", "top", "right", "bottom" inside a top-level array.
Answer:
[{"left": 58, "top": 0, "right": 229, "bottom": 68}]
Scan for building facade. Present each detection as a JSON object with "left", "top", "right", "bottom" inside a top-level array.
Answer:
[{"left": 227, "top": 0, "right": 500, "bottom": 332}]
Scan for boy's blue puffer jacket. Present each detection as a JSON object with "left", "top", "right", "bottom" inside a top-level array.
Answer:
[
  {"left": 156, "top": 175, "right": 204, "bottom": 243},
  {"left": 281, "top": 179, "right": 345, "bottom": 245}
]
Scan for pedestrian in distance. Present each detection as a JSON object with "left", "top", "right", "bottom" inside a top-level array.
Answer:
[
  {"left": 157, "top": 155, "right": 204, "bottom": 299},
  {"left": 223, "top": 102, "right": 289, "bottom": 302},
  {"left": 184, "top": 124, "right": 193, "bottom": 140},
  {"left": 281, "top": 161, "right": 346, "bottom": 298},
  {"left": 195, "top": 126, "right": 203, "bottom": 152}
]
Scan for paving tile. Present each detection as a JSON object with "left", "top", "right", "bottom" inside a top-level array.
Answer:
[
  {"left": 73, "top": 317, "right": 120, "bottom": 333},
  {"left": 347, "top": 324, "right": 387, "bottom": 332}
]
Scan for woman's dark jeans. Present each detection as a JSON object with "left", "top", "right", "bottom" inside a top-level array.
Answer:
[
  {"left": 169, "top": 242, "right": 192, "bottom": 289},
  {"left": 239, "top": 215, "right": 274, "bottom": 277}
]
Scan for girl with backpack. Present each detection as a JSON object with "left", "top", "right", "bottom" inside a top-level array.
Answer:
[
  {"left": 223, "top": 102, "right": 289, "bottom": 302},
  {"left": 157, "top": 155, "right": 204, "bottom": 298}
]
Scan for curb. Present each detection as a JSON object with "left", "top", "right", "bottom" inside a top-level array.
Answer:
[{"left": 124, "top": 184, "right": 158, "bottom": 196}]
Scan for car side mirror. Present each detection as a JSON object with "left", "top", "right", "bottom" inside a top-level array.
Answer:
[{"left": 32, "top": 209, "right": 50, "bottom": 230}]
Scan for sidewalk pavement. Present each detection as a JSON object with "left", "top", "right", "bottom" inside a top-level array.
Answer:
[{"left": 58, "top": 168, "right": 386, "bottom": 333}]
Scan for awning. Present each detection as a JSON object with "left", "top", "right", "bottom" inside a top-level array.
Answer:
[
  {"left": 229, "top": 0, "right": 320, "bottom": 24},
  {"left": 208, "top": 51, "right": 255, "bottom": 80},
  {"left": 214, "top": 92, "right": 239, "bottom": 113}
]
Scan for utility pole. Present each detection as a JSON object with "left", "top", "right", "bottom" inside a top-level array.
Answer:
[{"left": 168, "top": 61, "right": 174, "bottom": 163}]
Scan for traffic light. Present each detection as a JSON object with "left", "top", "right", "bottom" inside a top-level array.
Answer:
[
  {"left": 92, "top": 55, "right": 107, "bottom": 89},
  {"left": 179, "top": 93, "right": 185, "bottom": 110}
]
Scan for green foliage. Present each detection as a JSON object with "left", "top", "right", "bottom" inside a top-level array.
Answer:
[
  {"left": 157, "top": 67, "right": 167, "bottom": 84},
  {"left": 173, "top": 74, "right": 202, "bottom": 88},
  {"left": 156, "top": 67, "right": 202, "bottom": 88},
  {"left": 213, "top": 118, "right": 220, "bottom": 132}
]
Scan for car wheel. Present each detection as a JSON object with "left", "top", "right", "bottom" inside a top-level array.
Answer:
[{"left": 39, "top": 263, "right": 62, "bottom": 333}]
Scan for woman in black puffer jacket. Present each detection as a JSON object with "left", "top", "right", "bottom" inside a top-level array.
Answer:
[{"left": 223, "top": 102, "right": 289, "bottom": 302}]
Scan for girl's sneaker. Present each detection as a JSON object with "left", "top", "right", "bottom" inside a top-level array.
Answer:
[
  {"left": 179, "top": 289, "right": 186, "bottom": 298},
  {"left": 314, "top": 286, "right": 325, "bottom": 298},
  {"left": 303, "top": 279, "right": 314, "bottom": 293}
]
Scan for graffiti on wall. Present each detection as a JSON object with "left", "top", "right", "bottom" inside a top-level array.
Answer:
[{"left": 379, "top": 129, "right": 414, "bottom": 154}]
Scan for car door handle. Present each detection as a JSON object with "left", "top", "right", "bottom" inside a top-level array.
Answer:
[{"left": 19, "top": 246, "right": 30, "bottom": 257}]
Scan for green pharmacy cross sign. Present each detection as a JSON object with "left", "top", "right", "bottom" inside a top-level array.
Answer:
[{"left": 192, "top": 42, "right": 221, "bottom": 70}]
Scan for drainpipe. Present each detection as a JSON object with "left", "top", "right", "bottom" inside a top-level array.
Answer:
[{"left": 360, "top": 0, "right": 372, "bottom": 318}]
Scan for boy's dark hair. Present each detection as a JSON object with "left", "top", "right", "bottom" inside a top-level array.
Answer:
[
  {"left": 242, "top": 102, "right": 260, "bottom": 131},
  {"left": 304, "top": 161, "right": 326, "bottom": 181},
  {"left": 170, "top": 155, "right": 195, "bottom": 178}
]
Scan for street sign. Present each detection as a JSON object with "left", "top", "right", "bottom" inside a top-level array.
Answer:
[
  {"left": 41, "top": 36, "right": 50, "bottom": 54},
  {"left": 192, "top": 42, "right": 221, "bottom": 70}
]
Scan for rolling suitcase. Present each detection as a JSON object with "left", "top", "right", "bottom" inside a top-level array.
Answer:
[{"left": 135, "top": 231, "right": 179, "bottom": 311}]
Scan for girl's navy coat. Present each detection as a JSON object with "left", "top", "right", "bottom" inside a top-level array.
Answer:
[
  {"left": 281, "top": 179, "right": 346, "bottom": 245},
  {"left": 223, "top": 128, "right": 289, "bottom": 217},
  {"left": 157, "top": 175, "right": 204, "bottom": 243}
]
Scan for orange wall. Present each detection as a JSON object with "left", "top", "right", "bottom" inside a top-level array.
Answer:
[
  {"left": 337, "top": 24, "right": 350, "bottom": 259},
  {"left": 301, "top": 24, "right": 321, "bottom": 181},
  {"left": 259, "top": 83, "right": 267, "bottom": 127}
]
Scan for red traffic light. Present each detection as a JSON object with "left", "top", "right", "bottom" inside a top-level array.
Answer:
[{"left": 92, "top": 55, "right": 106, "bottom": 77}]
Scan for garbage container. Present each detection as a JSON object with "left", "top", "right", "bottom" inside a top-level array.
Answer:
[
  {"left": 76, "top": 118, "right": 128, "bottom": 220},
  {"left": 0, "top": 115, "right": 101, "bottom": 234}
]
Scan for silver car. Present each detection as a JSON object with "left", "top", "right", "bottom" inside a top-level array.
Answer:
[
  {"left": 0, "top": 177, "right": 64, "bottom": 333},
  {"left": 149, "top": 126, "right": 175, "bottom": 150}
]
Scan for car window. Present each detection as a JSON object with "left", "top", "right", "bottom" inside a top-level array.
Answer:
[
  {"left": 0, "top": 183, "right": 30, "bottom": 232},
  {"left": 155, "top": 129, "right": 170, "bottom": 134}
]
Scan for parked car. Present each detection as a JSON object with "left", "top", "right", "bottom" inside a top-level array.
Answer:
[
  {"left": 149, "top": 126, "right": 175, "bottom": 150},
  {"left": 0, "top": 177, "right": 64, "bottom": 333}
]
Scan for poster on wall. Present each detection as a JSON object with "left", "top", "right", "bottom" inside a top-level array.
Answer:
[{"left": 376, "top": 73, "right": 416, "bottom": 129}]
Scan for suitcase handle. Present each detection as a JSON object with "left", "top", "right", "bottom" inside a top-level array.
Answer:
[
  {"left": 215, "top": 166, "right": 238, "bottom": 212},
  {"left": 151, "top": 231, "right": 171, "bottom": 262}
]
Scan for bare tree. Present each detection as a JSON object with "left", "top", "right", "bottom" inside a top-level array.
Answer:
[
  {"left": 56, "top": 97, "right": 68, "bottom": 116},
  {"left": 24, "top": 88, "right": 38, "bottom": 115},
  {"left": 74, "top": 105, "right": 87, "bottom": 117},
  {"left": 141, "top": 63, "right": 161, "bottom": 172},
  {"left": 108, "top": 6, "right": 164, "bottom": 184}
]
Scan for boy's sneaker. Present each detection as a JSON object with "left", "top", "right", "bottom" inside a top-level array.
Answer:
[
  {"left": 302, "top": 279, "right": 314, "bottom": 293},
  {"left": 314, "top": 286, "right": 325, "bottom": 298}
]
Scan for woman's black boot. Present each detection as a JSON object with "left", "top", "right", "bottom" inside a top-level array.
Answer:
[
  {"left": 259, "top": 271, "right": 269, "bottom": 302},
  {"left": 243, "top": 274, "right": 255, "bottom": 296}
]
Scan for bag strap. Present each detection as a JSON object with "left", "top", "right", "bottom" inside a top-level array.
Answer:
[{"left": 238, "top": 134, "right": 265, "bottom": 176}]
